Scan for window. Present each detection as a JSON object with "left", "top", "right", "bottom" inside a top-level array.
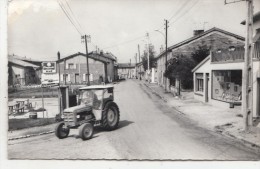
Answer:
[
  {"left": 195, "top": 73, "right": 203, "bottom": 92},
  {"left": 197, "top": 79, "right": 204, "bottom": 92},
  {"left": 68, "top": 63, "right": 74, "bottom": 69},
  {"left": 212, "top": 70, "right": 242, "bottom": 102}
]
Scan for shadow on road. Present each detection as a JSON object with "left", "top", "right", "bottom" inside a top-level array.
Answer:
[
  {"left": 66, "top": 120, "right": 134, "bottom": 140},
  {"left": 94, "top": 120, "right": 134, "bottom": 134}
]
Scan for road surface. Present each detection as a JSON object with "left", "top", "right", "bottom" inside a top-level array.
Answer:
[{"left": 8, "top": 80, "right": 260, "bottom": 160}]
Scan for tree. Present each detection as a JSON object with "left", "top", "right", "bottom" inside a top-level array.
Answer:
[
  {"left": 164, "top": 54, "right": 196, "bottom": 89},
  {"left": 191, "top": 45, "right": 210, "bottom": 64},
  {"left": 164, "top": 45, "right": 210, "bottom": 89},
  {"left": 142, "top": 44, "right": 157, "bottom": 71}
]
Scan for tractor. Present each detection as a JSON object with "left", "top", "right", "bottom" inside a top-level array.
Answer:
[{"left": 55, "top": 85, "right": 120, "bottom": 140}]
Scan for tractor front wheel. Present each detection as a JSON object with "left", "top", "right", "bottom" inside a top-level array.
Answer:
[
  {"left": 55, "top": 122, "right": 70, "bottom": 139},
  {"left": 102, "top": 102, "right": 120, "bottom": 130},
  {"left": 79, "top": 123, "right": 94, "bottom": 140}
]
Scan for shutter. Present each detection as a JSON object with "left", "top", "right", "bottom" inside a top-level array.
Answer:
[
  {"left": 83, "top": 73, "right": 86, "bottom": 81},
  {"left": 89, "top": 74, "right": 93, "bottom": 82},
  {"left": 60, "top": 74, "right": 63, "bottom": 81},
  {"left": 68, "top": 74, "right": 70, "bottom": 81},
  {"left": 74, "top": 64, "right": 76, "bottom": 69},
  {"left": 66, "top": 63, "right": 68, "bottom": 69}
]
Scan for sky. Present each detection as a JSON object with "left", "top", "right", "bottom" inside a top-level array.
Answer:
[{"left": 8, "top": 0, "right": 260, "bottom": 63}]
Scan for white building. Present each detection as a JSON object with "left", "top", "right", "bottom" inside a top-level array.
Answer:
[{"left": 192, "top": 11, "right": 260, "bottom": 117}]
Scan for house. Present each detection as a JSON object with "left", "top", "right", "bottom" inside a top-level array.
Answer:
[
  {"left": 156, "top": 27, "right": 245, "bottom": 95},
  {"left": 192, "top": 11, "right": 260, "bottom": 118},
  {"left": 56, "top": 51, "right": 117, "bottom": 85},
  {"left": 117, "top": 63, "right": 136, "bottom": 79},
  {"left": 136, "top": 62, "right": 145, "bottom": 80},
  {"left": 8, "top": 55, "right": 41, "bottom": 86}
]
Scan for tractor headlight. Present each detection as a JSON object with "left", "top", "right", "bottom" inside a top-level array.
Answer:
[{"left": 77, "top": 115, "right": 80, "bottom": 118}]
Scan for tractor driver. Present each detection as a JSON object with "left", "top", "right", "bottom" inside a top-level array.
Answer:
[{"left": 80, "top": 90, "right": 99, "bottom": 107}]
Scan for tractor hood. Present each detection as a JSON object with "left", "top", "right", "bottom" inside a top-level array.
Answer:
[{"left": 63, "top": 104, "right": 92, "bottom": 114}]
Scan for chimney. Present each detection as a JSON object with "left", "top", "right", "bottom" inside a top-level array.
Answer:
[{"left": 193, "top": 29, "right": 204, "bottom": 36}]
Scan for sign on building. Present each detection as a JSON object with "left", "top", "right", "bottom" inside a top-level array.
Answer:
[{"left": 42, "top": 62, "right": 57, "bottom": 73}]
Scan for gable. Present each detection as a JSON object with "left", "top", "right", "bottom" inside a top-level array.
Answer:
[
  {"left": 171, "top": 31, "right": 244, "bottom": 58},
  {"left": 156, "top": 27, "right": 245, "bottom": 59}
]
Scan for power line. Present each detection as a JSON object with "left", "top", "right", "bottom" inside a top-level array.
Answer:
[
  {"left": 168, "top": 0, "right": 192, "bottom": 21},
  {"left": 169, "top": 0, "right": 200, "bottom": 26},
  {"left": 64, "top": 0, "right": 84, "bottom": 32},
  {"left": 102, "top": 35, "right": 145, "bottom": 50},
  {"left": 57, "top": 0, "right": 83, "bottom": 36}
]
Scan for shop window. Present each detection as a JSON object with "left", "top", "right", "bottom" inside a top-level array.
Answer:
[
  {"left": 212, "top": 70, "right": 242, "bottom": 102},
  {"left": 195, "top": 73, "right": 203, "bottom": 92}
]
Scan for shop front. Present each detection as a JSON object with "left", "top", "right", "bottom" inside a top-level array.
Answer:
[
  {"left": 211, "top": 70, "right": 242, "bottom": 104},
  {"left": 192, "top": 46, "right": 260, "bottom": 117}
]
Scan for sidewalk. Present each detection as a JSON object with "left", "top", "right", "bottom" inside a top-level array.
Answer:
[{"left": 141, "top": 80, "right": 260, "bottom": 150}]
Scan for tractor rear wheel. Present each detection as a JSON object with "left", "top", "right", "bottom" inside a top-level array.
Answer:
[
  {"left": 55, "top": 122, "right": 70, "bottom": 139},
  {"left": 102, "top": 102, "right": 120, "bottom": 130},
  {"left": 79, "top": 123, "right": 94, "bottom": 140}
]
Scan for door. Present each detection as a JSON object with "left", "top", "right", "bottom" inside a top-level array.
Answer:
[
  {"left": 205, "top": 73, "right": 209, "bottom": 102},
  {"left": 75, "top": 73, "right": 79, "bottom": 84}
]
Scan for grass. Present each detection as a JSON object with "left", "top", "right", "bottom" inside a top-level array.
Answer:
[{"left": 8, "top": 118, "right": 56, "bottom": 131}]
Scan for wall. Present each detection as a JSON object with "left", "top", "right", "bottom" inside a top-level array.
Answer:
[
  {"left": 58, "top": 55, "right": 105, "bottom": 84},
  {"left": 193, "top": 54, "right": 260, "bottom": 117},
  {"left": 118, "top": 67, "right": 135, "bottom": 79},
  {"left": 156, "top": 31, "right": 245, "bottom": 90},
  {"left": 9, "top": 63, "right": 25, "bottom": 85}
]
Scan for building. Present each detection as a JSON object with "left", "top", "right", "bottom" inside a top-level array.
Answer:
[
  {"left": 136, "top": 62, "right": 145, "bottom": 80},
  {"left": 117, "top": 63, "right": 136, "bottom": 79},
  {"left": 8, "top": 55, "right": 41, "bottom": 86},
  {"left": 192, "top": 11, "right": 260, "bottom": 118},
  {"left": 56, "top": 51, "right": 117, "bottom": 85},
  {"left": 156, "top": 27, "right": 245, "bottom": 94}
]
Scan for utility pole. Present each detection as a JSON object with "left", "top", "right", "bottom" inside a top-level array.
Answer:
[
  {"left": 146, "top": 33, "right": 150, "bottom": 76},
  {"left": 135, "top": 53, "right": 137, "bottom": 78},
  {"left": 165, "top": 19, "right": 169, "bottom": 92},
  {"left": 224, "top": 0, "right": 254, "bottom": 131},
  {"left": 243, "top": 0, "right": 254, "bottom": 131},
  {"left": 57, "top": 51, "right": 61, "bottom": 117},
  {"left": 138, "top": 44, "right": 141, "bottom": 63},
  {"left": 82, "top": 35, "right": 91, "bottom": 86}
]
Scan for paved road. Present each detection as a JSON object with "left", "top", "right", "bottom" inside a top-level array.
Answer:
[{"left": 8, "top": 80, "right": 260, "bottom": 160}]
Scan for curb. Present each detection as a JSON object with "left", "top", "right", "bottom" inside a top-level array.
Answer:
[
  {"left": 224, "top": 132, "right": 260, "bottom": 151},
  {"left": 142, "top": 81, "right": 260, "bottom": 152},
  {"left": 143, "top": 83, "right": 168, "bottom": 102},
  {"left": 8, "top": 130, "right": 54, "bottom": 141}
]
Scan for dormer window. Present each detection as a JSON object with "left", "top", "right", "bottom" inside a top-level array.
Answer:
[
  {"left": 228, "top": 46, "right": 236, "bottom": 51},
  {"left": 216, "top": 49, "right": 222, "bottom": 53}
]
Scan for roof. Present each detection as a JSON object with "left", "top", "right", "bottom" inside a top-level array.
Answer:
[
  {"left": 57, "top": 52, "right": 116, "bottom": 63},
  {"left": 10, "top": 54, "right": 42, "bottom": 63},
  {"left": 118, "top": 63, "right": 135, "bottom": 68},
  {"left": 156, "top": 27, "right": 245, "bottom": 59},
  {"left": 8, "top": 56, "right": 40, "bottom": 68},
  {"left": 136, "top": 62, "right": 143, "bottom": 66},
  {"left": 102, "top": 52, "right": 117, "bottom": 61},
  {"left": 241, "top": 11, "right": 260, "bottom": 25},
  {"left": 79, "top": 84, "right": 114, "bottom": 90},
  {"left": 191, "top": 56, "right": 210, "bottom": 72}
]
